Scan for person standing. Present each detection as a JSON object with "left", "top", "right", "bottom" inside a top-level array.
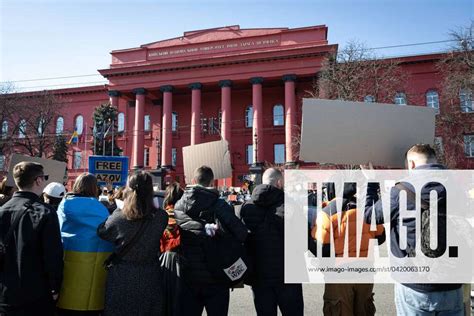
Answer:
[
  {"left": 241, "top": 168, "right": 304, "bottom": 316},
  {"left": 0, "top": 162, "right": 63, "bottom": 316},
  {"left": 160, "top": 182, "right": 184, "bottom": 316},
  {"left": 42, "top": 182, "right": 66, "bottom": 212},
  {"left": 56, "top": 173, "right": 113, "bottom": 315},
  {"left": 365, "top": 144, "right": 464, "bottom": 315},
  {"left": 98, "top": 171, "right": 168, "bottom": 316},
  {"left": 174, "top": 166, "right": 248, "bottom": 316}
]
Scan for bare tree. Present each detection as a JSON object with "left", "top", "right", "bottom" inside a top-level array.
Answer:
[
  {"left": 11, "top": 90, "right": 65, "bottom": 158},
  {"left": 436, "top": 22, "right": 474, "bottom": 168},
  {"left": 309, "top": 40, "right": 407, "bottom": 103}
]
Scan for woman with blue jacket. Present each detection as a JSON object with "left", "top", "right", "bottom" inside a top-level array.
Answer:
[{"left": 57, "top": 173, "right": 113, "bottom": 315}]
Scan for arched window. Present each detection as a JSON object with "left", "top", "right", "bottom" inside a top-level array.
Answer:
[
  {"left": 394, "top": 92, "right": 407, "bottom": 105},
  {"left": 37, "top": 117, "right": 45, "bottom": 135},
  {"left": 273, "top": 104, "right": 284, "bottom": 126},
  {"left": 18, "top": 119, "right": 26, "bottom": 138},
  {"left": 1, "top": 121, "right": 8, "bottom": 139},
  {"left": 172, "top": 112, "right": 178, "bottom": 132},
  {"left": 364, "top": 95, "right": 375, "bottom": 103},
  {"left": 117, "top": 112, "right": 125, "bottom": 132},
  {"left": 460, "top": 89, "right": 473, "bottom": 112},
  {"left": 56, "top": 117, "right": 64, "bottom": 135},
  {"left": 75, "top": 115, "right": 83, "bottom": 135},
  {"left": 245, "top": 106, "right": 253, "bottom": 128},
  {"left": 426, "top": 90, "right": 439, "bottom": 113}
]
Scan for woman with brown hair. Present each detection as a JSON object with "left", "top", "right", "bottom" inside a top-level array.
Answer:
[
  {"left": 56, "top": 172, "right": 114, "bottom": 315},
  {"left": 160, "top": 182, "right": 184, "bottom": 316},
  {"left": 97, "top": 171, "right": 168, "bottom": 316}
]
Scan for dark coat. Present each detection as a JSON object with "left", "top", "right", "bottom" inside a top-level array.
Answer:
[
  {"left": 367, "top": 163, "right": 461, "bottom": 293},
  {"left": 0, "top": 191, "right": 63, "bottom": 310},
  {"left": 97, "top": 207, "right": 168, "bottom": 316},
  {"left": 240, "top": 184, "right": 285, "bottom": 286},
  {"left": 174, "top": 185, "right": 247, "bottom": 285}
]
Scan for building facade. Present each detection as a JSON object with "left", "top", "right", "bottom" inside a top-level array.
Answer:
[{"left": 2, "top": 25, "right": 474, "bottom": 188}]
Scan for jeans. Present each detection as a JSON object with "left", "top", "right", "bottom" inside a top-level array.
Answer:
[
  {"left": 252, "top": 283, "right": 304, "bottom": 316},
  {"left": 395, "top": 283, "right": 463, "bottom": 316},
  {"left": 176, "top": 283, "right": 229, "bottom": 316}
]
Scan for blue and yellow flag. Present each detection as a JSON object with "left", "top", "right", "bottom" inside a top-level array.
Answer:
[
  {"left": 57, "top": 195, "right": 113, "bottom": 311},
  {"left": 67, "top": 128, "right": 79, "bottom": 145}
]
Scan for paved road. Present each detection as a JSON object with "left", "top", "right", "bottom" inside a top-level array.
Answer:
[{"left": 225, "top": 284, "right": 396, "bottom": 315}]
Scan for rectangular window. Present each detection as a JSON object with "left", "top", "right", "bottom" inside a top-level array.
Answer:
[
  {"left": 274, "top": 144, "right": 285, "bottom": 164},
  {"left": 464, "top": 135, "right": 474, "bottom": 157},
  {"left": 73, "top": 151, "right": 82, "bottom": 169},
  {"left": 144, "top": 115, "right": 150, "bottom": 132},
  {"left": 172, "top": 148, "right": 177, "bottom": 167},
  {"left": 246, "top": 145, "right": 254, "bottom": 165},
  {"left": 144, "top": 148, "right": 150, "bottom": 167},
  {"left": 0, "top": 155, "right": 5, "bottom": 170}
]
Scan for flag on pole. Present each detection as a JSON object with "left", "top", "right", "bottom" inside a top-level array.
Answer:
[{"left": 67, "top": 128, "right": 79, "bottom": 145}]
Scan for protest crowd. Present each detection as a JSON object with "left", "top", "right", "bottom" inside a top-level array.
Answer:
[{"left": 0, "top": 144, "right": 472, "bottom": 316}]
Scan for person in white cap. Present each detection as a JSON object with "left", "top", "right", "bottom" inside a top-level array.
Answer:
[{"left": 42, "top": 182, "right": 66, "bottom": 211}]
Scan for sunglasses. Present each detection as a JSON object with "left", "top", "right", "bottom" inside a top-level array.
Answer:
[{"left": 37, "top": 174, "right": 49, "bottom": 181}]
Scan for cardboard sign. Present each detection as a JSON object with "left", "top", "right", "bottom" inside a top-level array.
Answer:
[
  {"left": 6, "top": 154, "right": 67, "bottom": 187},
  {"left": 299, "top": 99, "right": 437, "bottom": 167},
  {"left": 182, "top": 140, "right": 232, "bottom": 184},
  {"left": 88, "top": 156, "right": 129, "bottom": 186}
]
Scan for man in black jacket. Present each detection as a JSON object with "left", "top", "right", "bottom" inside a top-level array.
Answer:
[
  {"left": 241, "top": 168, "right": 304, "bottom": 316},
  {"left": 174, "top": 166, "right": 247, "bottom": 316},
  {"left": 365, "top": 144, "right": 464, "bottom": 315},
  {"left": 0, "top": 162, "right": 63, "bottom": 316}
]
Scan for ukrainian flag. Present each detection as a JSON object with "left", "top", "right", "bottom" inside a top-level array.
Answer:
[
  {"left": 67, "top": 129, "right": 79, "bottom": 145},
  {"left": 57, "top": 195, "right": 113, "bottom": 311}
]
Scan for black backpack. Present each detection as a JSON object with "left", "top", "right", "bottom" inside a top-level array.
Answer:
[
  {"left": 200, "top": 205, "right": 252, "bottom": 287},
  {"left": 0, "top": 204, "right": 31, "bottom": 271}
]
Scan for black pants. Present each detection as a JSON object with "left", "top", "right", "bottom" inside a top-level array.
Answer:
[
  {"left": 0, "top": 296, "right": 55, "bottom": 316},
  {"left": 177, "top": 283, "right": 229, "bottom": 316},
  {"left": 251, "top": 283, "right": 304, "bottom": 316}
]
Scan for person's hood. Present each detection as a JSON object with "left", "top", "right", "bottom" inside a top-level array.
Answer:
[
  {"left": 251, "top": 184, "right": 284, "bottom": 208},
  {"left": 176, "top": 185, "right": 220, "bottom": 218}
]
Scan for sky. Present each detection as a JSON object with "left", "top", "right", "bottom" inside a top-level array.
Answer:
[{"left": 0, "top": 0, "right": 473, "bottom": 91}]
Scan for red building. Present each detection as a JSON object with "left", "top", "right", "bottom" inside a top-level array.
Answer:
[{"left": 2, "top": 25, "right": 473, "bottom": 188}]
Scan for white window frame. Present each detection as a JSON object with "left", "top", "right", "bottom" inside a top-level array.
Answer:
[
  {"left": 144, "top": 115, "right": 150, "bottom": 132},
  {"left": 364, "top": 95, "right": 375, "bottom": 103},
  {"left": 426, "top": 90, "right": 440, "bottom": 113},
  {"left": 172, "top": 147, "right": 177, "bottom": 166},
  {"left": 75, "top": 115, "right": 84, "bottom": 135},
  {"left": 117, "top": 112, "right": 125, "bottom": 132},
  {"left": 246, "top": 144, "right": 254, "bottom": 165},
  {"left": 1, "top": 121, "right": 8, "bottom": 139},
  {"left": 394, "top": 92, "right": 407, "bottom": 106},
  {"left": 274, "top": 144, "right": 285, "bottom": 164},
  {"left": 73, "top": 151, "right": 82, "bottom": 169},
  {"left": 56, "top": 117, "right": 64, "bottom": 135},
  {"left": 273, "top": 104, "right": 284, "bottom": 126},
  {"left": 18, "top": 119, "right": 26, "bottom": 139},
  {"left": 144, "top": 147, "right": 150, "bottom": 167},
  {"left": 172, "top": 112, "right": 178, "bottom": 132},
  {"left": 245, "top": 106, "right": 253, "bottom": 128},
  {"left": 460, "top": 89, "right": 473, "bottom": 113},
  {"left": 464, "top": 135, "right": 474, "bottom": 157}
]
